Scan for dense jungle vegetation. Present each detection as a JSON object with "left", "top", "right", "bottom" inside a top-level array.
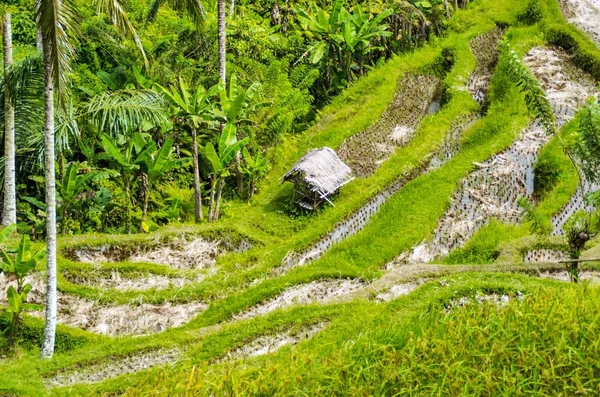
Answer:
[{"left": 3, "top": 0, "right": 457, "bottom": 236}]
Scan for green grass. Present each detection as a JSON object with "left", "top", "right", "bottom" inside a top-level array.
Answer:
[{"left": 100, "top": 275, "right": 600, "bottom": 396}]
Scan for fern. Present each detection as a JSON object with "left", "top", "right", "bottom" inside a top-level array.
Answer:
[
  {"left": 572, "top": 101, "right": 600, "bottom": 184},
  {"left": 499, "top": 39, "right": 556, "bottom": 135}
]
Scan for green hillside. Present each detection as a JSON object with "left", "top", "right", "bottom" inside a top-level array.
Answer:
[{"left": 1, "top": 0, "right": 600, "bottom": 395}]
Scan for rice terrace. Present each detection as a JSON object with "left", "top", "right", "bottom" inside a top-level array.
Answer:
[{"left": 2, "top": 0, "right": 600, "bottom": 395}]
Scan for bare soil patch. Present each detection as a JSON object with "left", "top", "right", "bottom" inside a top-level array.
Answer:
[
  {"left": 45, "top": 349, "right": 180, "bottom": 388},
  {"left": 234, "top": 279, "right": 365, "bottom": 320},
  {"left": 69, "top": 236, "right": 253, "bottom": 269},
  {"left": 221, "top": 323, "right": 327, "bottom": 361},
  {"left": 375, "top": 282, "right": 422, "bottom": 302},
  {"left": 1, "top": 273, "right": 205, "bottom": 336}
]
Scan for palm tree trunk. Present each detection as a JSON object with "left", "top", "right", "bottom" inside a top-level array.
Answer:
[
  {"left": 208, "top": 176, "right": 217, "bottom": 222},
  {"left": 139, "top": 172, "right": 149, "bottom": 233},
  {"left": 249, "top": 178, "right": 256, "bottom": 198},
  {"left": 444, "top": 0, "right": 450, "bottom": 18},
  {"left": 40, "top": 38, "right": 58, "bottom": 360},
  {"left": 235, "top": 151, "right": 243, "bottom": 196},
  {"left": 124, "top": 177, "right": 132, "bottom": 234},
  {"left": 214, "top": 178, "right": 225, "bottom": 221},
  {"left": 218, "top": 0, "right": 226, "bottom": 84},
  {"left": 2, "top": 13, "right": 16, "bottom": 226},
  {"left": 229, "top": 0, "right": 234, "bottom": 18},
  {"left": 191, "top": 128, "right": 203, "bottom": 222}
]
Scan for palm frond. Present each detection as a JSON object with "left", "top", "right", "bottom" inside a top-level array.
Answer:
[
  {"left": 147, "top": 0, "right": 205, "bottom": 28},
  {"left": 170, "top": 0, "right": 205, "bottom": 28},
  {"left": 96, "top": 0, "right": 150, "bottom": 70},
  {"left": 36, "top": 0, "right": 78, "bottom": 107},
  {"left": 146, "top": 0, "right": 165, "bottom": 23},
  {"left": 23, "top": 102, "right": 80, "bottom": 168},
  {"left": 0, "top": 55, "right": 45, "bottom": 175},
  {"left": 83, "top": 89, "right": 169, "bottom": 136}
]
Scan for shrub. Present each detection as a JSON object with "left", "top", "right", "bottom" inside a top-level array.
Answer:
[{"left": 534, "top": 155, "right": 561, "bottom": 200}]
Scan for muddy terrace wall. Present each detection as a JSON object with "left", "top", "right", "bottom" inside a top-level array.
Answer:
[
  {"left": 559, "top": 0, "right": 600, "bottom": 47},
  {"left": 337, "top": 73, "right": 442, "bottom": 177},
  {"left": 63, "top": 234, "right": 254, "bottom": 269}
]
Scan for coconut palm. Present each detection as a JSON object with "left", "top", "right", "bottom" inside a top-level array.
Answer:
[
  {"left": 2, "top": 12, "right": 16, "bottom": 226},
  {"left": 218, "top": 0, "right": 226, "bottom": 84},
  {"left": 35, "top": 0, "right": 153, "bottom": 359}
]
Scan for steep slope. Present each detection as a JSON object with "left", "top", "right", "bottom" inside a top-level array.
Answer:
[{"left": 2, "top": 0, "right": 600, "bottom": 395}]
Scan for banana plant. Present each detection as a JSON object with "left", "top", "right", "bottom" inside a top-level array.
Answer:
[
  {"left": 138, "top": 137, "right": 191, "bottom": 232},
  {"left": 100, "top": 132, "right": 157, "bottom": 233},
  {"left": 295, "top": 0, "right": 391, "bottom": 90},
  {"left": 241, "top": 147, "right": 269, "bottom": 198},
  {"left": 212, "top": 74, "right": 262, "bottom": 196},
  {"left": 0, "top": 225, "right": 46, "bottom": 349},
  {"left": 56, "top": 162, "right": 109, "bottom": 235},
  {"left": 212, "top": 74, "right": 261, "bottom": 127},
  {"left": 155, "top": 78, "right": 218, "bottom": 223},
  {"left": 204, "top": 123, "right": 250, "bottom": 221}
]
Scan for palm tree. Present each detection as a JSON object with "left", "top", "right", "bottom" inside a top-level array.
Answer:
[
  {"left": 36, "top": 0, "right": 152, "bottom": 359},
  {"left": 36, "top": 0, "right": 76, "bottom": 360},
  {"left": 218, "top": 0, "right": 226, "bottom": 84},
  {"left": 2, "top": 12, "right": 16, "bottom": 226}
]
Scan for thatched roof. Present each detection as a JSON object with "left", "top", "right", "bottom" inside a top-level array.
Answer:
[{"left": 283, "top": 147, "right": 353, "bottom": 197}]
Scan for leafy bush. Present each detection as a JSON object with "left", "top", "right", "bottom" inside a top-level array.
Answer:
[
  {"left": 517, "top": 0, "right": 542, "bottom": 25},
  {"left": 533, "top": 155, "right": 561, "bottom": 200},
  {"left": 0, "top": 226, "right": 46, "bottom": 351}
]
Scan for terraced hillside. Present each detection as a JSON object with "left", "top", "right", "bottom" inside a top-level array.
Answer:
[{"left": 2, "top": 0, "right": 600, "bottom": 395}]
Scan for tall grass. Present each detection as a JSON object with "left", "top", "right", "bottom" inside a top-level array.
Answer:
[{"left": 119, "top": 281, "right": 600, "bottom": 396}]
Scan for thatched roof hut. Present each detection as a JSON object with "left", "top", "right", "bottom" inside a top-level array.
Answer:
[{"left": 283, "top": 147, "right": 353, "bottom": 210}]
